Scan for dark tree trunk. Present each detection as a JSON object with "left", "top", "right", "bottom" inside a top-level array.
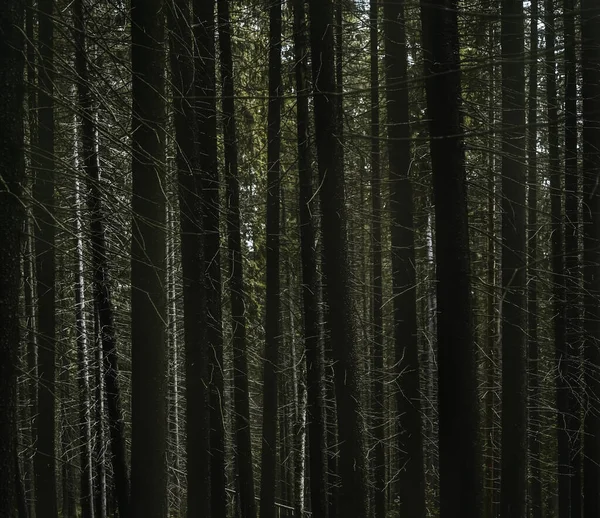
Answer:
[
  {"left": 527, "top": 0, "right": 542, "bottom": 514},
  {"left": 563, "top": 0, "right": 581, "bottom": 514},
  {"left": 291, "top": 0, "right": 329, "bottom": 515},
  {"left": 217, "top": 0, "right": 257, "bottom": 515},
  {"left": 581, "top": 0, "right": 600, "bottom": 515},
  {"left": 72, "top": 5, "right": 98, "bottom": 518},
  {"left": 384, "top": 0, "right": 426, "bottom": 515},
  {"left": 198, "top": 0, "right": 228, "bottom": 514},
  {"left": 420, "top": 0, "right": 483, "bottom": 516},
  {"left": 370, "top": 0, "right": 385, "bottom": 516},
  {"left": 168, "top": 0, "right": 211, "bottom": 513},
  {"left": 308, "top": 0, "right": 369, "bottom": 516},
  {"left": 0, "top": 1, "right": 25, "bottom": 514},
  {"left": 24, "top": 6, "right": 38, "bottom": 512},
  {"left": 34, "top": 1, "right": 58, "bottom": 515},
  {"left": 74, "top": 0, "right": 130, "bottom": 513},
  {"left": 545, "top": 2, "right": 570, "bottom": 515},
  {"left": 260, "top": 1, "right": 282, "bottom": 517},
  {"left": 130, "top": 0, "right": 168, "bottom": 515},
  {"left": 93, "top": 310, "right": 107, "bottom": 518},
  {"left": 499, "top": 0, "right": 528, "bottom": 514}
]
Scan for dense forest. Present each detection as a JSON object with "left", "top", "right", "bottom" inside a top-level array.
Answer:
[{"left": 1, "top": 0, "right": 600, "bottom": 517}]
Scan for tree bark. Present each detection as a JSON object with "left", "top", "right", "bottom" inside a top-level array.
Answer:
[
  {"left": 384, "top": 0, "right": 426, "bottom": 515},
  {"left": 217, "top": 0, "right": 257, "bottom": 515},
  {"left": 0, "top": 0, "right": 25, "bottom": 514},
  {"left": 74, "top": 1, "right": 130, "bottom": 513},
  {"left": 130, "top": 0, "right": 168, "bottom": 515},
  {"left": 260, "top": 1, "right": 282, "bottom": 516},
  {"left": 370, "top": 0, "right": 385, "bottom": 516},
  {"left": 34, "top": 0, "right": 58, "bottom": 515},
  {"left": 308, "top": 0, "right": 370, "bottom": 515},
  {"left": 291, "top": 0, "right": 329, "bottom": 514},
  {"left": 563, "top": 0, "right": 581, "bottom": 513},
  {"left": 527, "top": 0, "right": 542, "bottom": 514},
  {"left": 420, "top": 0, "right": 483, "bottom": 515},
  {"left": 499, "top": 0, "right": 528, "bottom": 513},
  {"left": 581, "top": 0, "right": 600, "bottom": 515}
]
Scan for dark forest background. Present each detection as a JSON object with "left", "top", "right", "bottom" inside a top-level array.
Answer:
[{"left": 1, "top": 0, "right": 600, "bottom": 517}]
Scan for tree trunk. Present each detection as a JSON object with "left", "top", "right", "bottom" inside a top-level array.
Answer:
[
  {"left": 581, "top": 0, "right": 600, "bottom": 515},
  {"left": 563, "top": 0, "right": 581, "bottom": 514},
  {"left": 34, "top": 0, "right": 58, "bottom": 515},
  {"left": 499, "top": 0, "right": 528, "bottom": 513},
  {"left": 74, "top": 1, "right": 130, "bottom": 512},
  {"left": 291, "top": 0, "right": 329, "bottom": 514},
  {"left": 384, "top": 0, "right": 426, "bottom": 515},
  {"left": 260, "top": 1, "right": 282, "bottom": 516},
  {"left": 545, "top": 1, "right": 571, "bottom": 515},
  {"left": 527, "top": 0, "right": 542, "bottom": 514},
  {"left": 168, "top": 0, "right": 211, "bottom": 513},
  {"left": 130, "top": 0, "right": 168, "bottom": 515},
  {"left": 199, "top": 0, "right": 228, "bottom": 514},
  {"left": 369, "top": 0, "right": 385, "bottom": 516},
  {"left": 217, "top": 0, "right": 257, "bottom": 515},
  {"left": 0, "top": 1, "right": 25, "bottom": 514},
  {"left": 420, "top": 0, "right": 483, "bottom": 515},
  {"left": 308, "top": 0, "right": 369, "bottom": 515}
]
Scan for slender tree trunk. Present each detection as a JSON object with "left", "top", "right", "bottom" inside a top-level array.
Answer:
[
  {"left": 74, "top": 1, "right": 130, "bottom": 512},
  {"left": 545, "top": 2, "right": 571, "bottom": 515},
  {"left": 370, "top": 0, "right": 385, "bottom": 516},
  {"left": 527, "top": 0, "right": 542, "bottom": 514},
  {"left": 24, "top": 4, "right": 38, "bottom": 511},
  {"left": 168, "top": 0, "right": 211, "bottom": 513},
  {"left": 563, "top": 0, "right": 581, "bottom": 514},
  {"left": 384, "top": 0, "right": 426, "bottom": 515},
  {"left": 581, "top": 1, "right": 600, "bottom": 515},
  {"left": 308, "top": 0, "right": 369, "bottom": 515},
  {"left": 199, "top": 0, "right": 228, "bottom": 514},
  {"left": 420, "top": 0, "right": 483, "bottom": 515},
  {"left": 218, "top": 0, "right": 257, "bottom": 515},
  {"left": 93, "top": 310, "right": 107, "bottom": 518},
  {"left": 0, "top": 1, "right": 25, "bottom": 514},
  {"left": 499, "top": 0, "right": 528, "bottom": 513},
  {"left": 73, "top": 174, "right": 95, "bottom": 518},
  {"left": 292, "top": 0, "right": 329, "bottom": 514},
  {"left": 34, "top": 1, "right": 58, "bottom": 515},
  {"left": 130, "top": 0, "right": 168, "bottom": 515},
  {"left": 260, "top": 1, "right": 282, "bottom": 516}
]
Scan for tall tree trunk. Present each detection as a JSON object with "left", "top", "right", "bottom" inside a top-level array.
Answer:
[
  {"left": 545, "top": 1, "right": 571, "bottom": 516},
  {"left": 260, "top": 1, "right": 282, "bottom": 516},
  {"left": 24, "top": 3, "right": 38, "bottom": 511},
  {"left": 217, "top": 0, "right": 257, "bottom": 515},
  {"left": 73, "top": 174, "right": 95, "bottom": 518},
  {"left": 308, "top": 0, "right": 369, "bottom": 516},
  {"left": 527, "top": 0, "right": 542, "bottom": 514},
  {"left": 130, "top": 0, "right": 168, "bottom": 515},
  {"left": 499, "top": 0, "right": 528, "bottom": 513},
  {"left": 581, "top": 0, "right": 600, "bottom": 515},
  {"left": 34, "top": 1, "right": 58, "bottom": 515},
  {"left": 192, "top": 0, "right": 219, "bottom": 508},
  {"left": 0, "top": 0, "right": 25, "bottom": 514},
  {"left": 200, "top": 1, "right": 228, "bottom": 515},
  {"left": 292, "top": 0, "right": 329, "bottom": 514},
  {"left": 420, "top": 0, "right": 483, "bottom": 516},
  {"left": 384, "top": 0, "right": 426, "bottom": 515},
  {"left": 93, "top": 310, "right": 107, "bottom": 518},
  {"left": 72, "top": 8, "right": 96, "bottom": 518},
  {"left": 74, "top": 1, "right": 130, "bottom": 513},
  {"left": 370, "top": 0, "right": 385, "bottom": 516},
  {"left": 168, "top": 0, "right": 211, "bottom": 513},
  {"left": 563, "top": 0, "right": 581, "bottom": 514}
]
